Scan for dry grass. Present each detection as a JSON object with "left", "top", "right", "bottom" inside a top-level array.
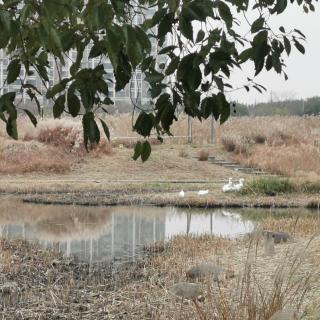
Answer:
[
  {"left": 0, "top": 117, "right": 112, "bottom": 174},
  {"left": 0, "top": 114, "right": 319, "bottom": 183},
  {"left": 219, "top": 116, "right": 320, "bottom": 179},
  {"left": 1, "top": 226, "right": 320, "bottom": 319},
  {"left": 0, "top": 138, "right": 71, "bottom": 173},
  {"left": 98, "top": 114, "right": 320, "bottom": 181},
  {"left": 262, "top": 216, "right": 320, "bottom": 237}
]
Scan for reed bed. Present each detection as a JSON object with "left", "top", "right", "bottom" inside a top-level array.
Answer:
[{"left": 1, "top": 228, "right": 320, "bottom": 319}]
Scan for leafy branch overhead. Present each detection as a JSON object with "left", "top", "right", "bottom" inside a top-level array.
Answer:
[{"left": 0, "top": 0, "right": 314, "bottom": 161}]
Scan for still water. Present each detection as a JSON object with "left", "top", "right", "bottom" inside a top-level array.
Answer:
[{"left": 0, "top": 199, "right": 257, "bottom": 263}]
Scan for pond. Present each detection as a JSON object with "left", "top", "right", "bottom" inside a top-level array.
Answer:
[{"left": 0, "top": 199, "right": 317, "bottom": 264}]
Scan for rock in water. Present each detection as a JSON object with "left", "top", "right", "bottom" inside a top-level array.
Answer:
[
  {"left": 263, "top": 231, "right": 293, "bottom": 244},
  {"left": 269, "top": 309, "right": 298, "bottom": 320},
  {"left": 186, "top": 263, "right": 234, "bottom": 281},
  {"left": 170, "top": 282, "right": 202, "bottom": 300}
]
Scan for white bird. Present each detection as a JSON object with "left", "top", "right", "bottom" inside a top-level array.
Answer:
[
  {"left": 233, "top": 178, "right": 245, "bottom": 191},
  {"left": 222, "top": 178, "right": 234, "bottom": 192},
  {"left": 198, "top": 190, "right": 209, "bottom": 195},
  {"left": 178, "top": 190, "right": 185, "bottom": 197}
]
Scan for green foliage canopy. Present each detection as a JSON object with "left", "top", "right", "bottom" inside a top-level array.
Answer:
[{"left": 0, "top": 0, "right": 315, "bottom": 160}]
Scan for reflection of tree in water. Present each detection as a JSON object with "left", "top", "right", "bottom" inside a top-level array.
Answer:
[
  {"left": 0, "top": 199, "right": 112, "bottom": 240},
  {"left": 0, "top": 200, "right": 166, "bottom": 263}
]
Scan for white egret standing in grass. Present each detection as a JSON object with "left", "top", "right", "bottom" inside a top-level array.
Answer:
[
  {"left": 233, "top": 178, "right": 245, "bottom": 191},
  {"left": 178, "top": 190, "right": 185, "bottom": 197},
  {"left": 222, "top": 178, "right": 234, "bottom": 192}
]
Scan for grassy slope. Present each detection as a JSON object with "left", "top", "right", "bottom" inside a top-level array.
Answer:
[{"left": 0, "top": 143, "right": 319, "bottom": 208}]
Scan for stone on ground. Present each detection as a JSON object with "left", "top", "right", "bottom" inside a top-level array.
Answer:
[
  {"left": 186, "top": 263, "right": 234, "bottom": 281},
  {"left": 170, "top": 282, "right": 202, "bottom": 300}
]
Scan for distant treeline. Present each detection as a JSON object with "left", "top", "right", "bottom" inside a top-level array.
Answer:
[
  {"left": 20, "top": 96, "right": 320, "bottom": 118},
  {"left": 232, "top": 96, "right": 320, "bottom": 117}
]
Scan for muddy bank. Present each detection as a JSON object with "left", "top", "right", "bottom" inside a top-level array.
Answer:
[{"left": 13, "top": 190, "right": 320, "bottom": 209}]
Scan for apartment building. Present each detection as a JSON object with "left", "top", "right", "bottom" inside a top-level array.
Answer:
[{"left": 0, "top": 11, "right": 158, "bottom": 111}]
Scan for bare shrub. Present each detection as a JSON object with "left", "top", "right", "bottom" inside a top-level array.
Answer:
[
  {"left": 253, "top": 134, "right": 266, "bottom": 144},
  {"left": 198, "top": 149, "right": 209, "bottom": 161},
  {"left": 0, "top": 139, "right": 70, "bottom": 174},
  {"left": 222, "top": 137, "right": 236, "bottom": 152}
]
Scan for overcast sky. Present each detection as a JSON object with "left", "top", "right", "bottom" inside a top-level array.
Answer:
[{"left": 227, "top": 4, "right": 320, "bottom": 104}]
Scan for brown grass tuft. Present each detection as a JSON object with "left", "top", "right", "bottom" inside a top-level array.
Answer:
[{"left": 198, "top": 149, "right": 209, "bottom": 161}]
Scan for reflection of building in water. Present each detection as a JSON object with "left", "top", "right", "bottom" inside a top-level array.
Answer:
[
  {"left": 0, "top": 202, "right": 255, "bottom": 263},
  {"left": 0, "top": 212, "right": 165, "bottom": 264}
]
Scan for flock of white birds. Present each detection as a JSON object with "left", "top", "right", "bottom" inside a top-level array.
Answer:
[
  {"left": 178, "top": 178, "right": 244, "bottom": 198},
  {"left": 222, "top": 178, "right": 244, "bottom": 192}
]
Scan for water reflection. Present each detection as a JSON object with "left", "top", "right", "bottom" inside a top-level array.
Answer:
[{"left": 0, "top": 200, "right": 254, "bottom": 263}]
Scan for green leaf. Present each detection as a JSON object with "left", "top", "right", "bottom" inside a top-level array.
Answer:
[
  {"left": 145, "top": 69, "right": 164, "bottom": 84},
  {"left": 217, "top": 1, "right": 233, "bottom": 29},
  {"left": 196, "top": 30, "right": 205, "bottom": 43},
  {"left": 158, "top": 45, "right": 177, "bottom": 55},
  {"left": 158, "top": 13, "right": 174, "bottom": 38},
  {"left": 270, "top": 0, "right": 287, "bottom": 14},
  {"left": 7, "top": 59, "right": 21, "bottom": 84},
  {"left": 36, "top": 64, "right": 49, "bottom": 82},
  {"left": 20, "top": 4, "right": 32, "bottom": 24},
  {"left": 283, "top": 36, "right": 291, "bottom": 55},
  {"left": 124, "top": 25, "right": 144, "bottom": 68},
  {"left": 141, "top": 56, "right": 154, "bottom": 71},
  {"left": 134, "top": 112, "right": 154, "bottom": 137},
  {"left": 53, "top": 95, "right": 66, "bottom": 118},
  {"left": 3, "top": 95, "right": 17, "bottom": 119},
  {"left": 150, "top": 8, "right": 167, "bottom": 28},
  {"left": 133, "top": 141, "right": 142, "bottom": 160},
  {"left": 114, "top": 52, "right": 132, "bottom": 91},
  {"left": 6, "top": 116, "right": 18, "bottom": 140},
  {"left": 279, "top": 26, "right": 285, "bottom": 33},
  {"left": 82, "top": 112, "right": 100, "bottom": 148},
  {"left": 179, "top": 13, "right": 193, "bottom": 41},
  {"left": 89, "top": 42, "right": 105, "bottom": 59},
  {"left": 294, "top": 39, "right": 305, "bottom": 54},
  {"left": 141, "top": 141, "right": 151, "bottom": 162},
  {"left": 100, "top": 118, "right": 110, "bottom": 141},
  {"left": 294, "top": 29, "right": 306, "bottom": 39},
  {"left": 165, "top": 56, "right": 180, "bottom": 75},
  {"left": 46, "top": 80, "right": 68, "bottom": 99},
  {"left": 103, "top": 97, "right": 114, "bottom": 105},
  {"left": 23, "top": 109, "right": 37, "bottom": 127},
  {"left": 201, "top": 97, "right": 214, "bottom": 119},
  {"left": 67, "top": 93, "right": 81, "bottom": 117},
  {"left": 265, "top": 55, "right": 273, "bottom": 71},
  {"left": 239, "top": 48, "right": 253, "bottom": 63},
  {"left": 217, "top": 92, "right": 230, "bottom": 124},
  {"left": 251, "top": 17, "right": 264, "bottom": 33}
]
